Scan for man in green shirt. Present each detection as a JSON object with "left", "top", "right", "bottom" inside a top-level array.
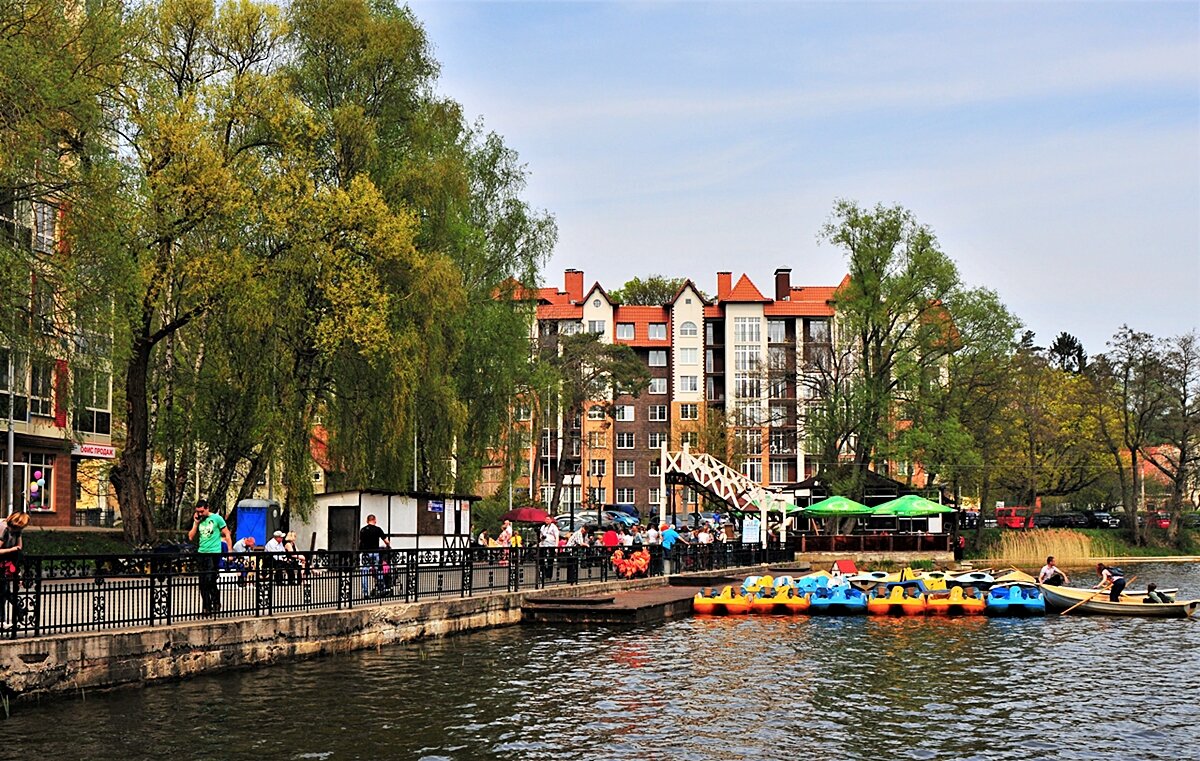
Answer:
[{"left": 188, "top": 500, "right": 232, "bottom": 615}]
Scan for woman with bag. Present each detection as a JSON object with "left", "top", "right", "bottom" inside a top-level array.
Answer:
[{"left": 0, "top": 511, "right": 29, "bottom": 624}]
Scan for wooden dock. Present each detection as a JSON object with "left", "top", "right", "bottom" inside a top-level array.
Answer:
[{"left": 522, "top": 584, "right": 702, "bottom": 625}]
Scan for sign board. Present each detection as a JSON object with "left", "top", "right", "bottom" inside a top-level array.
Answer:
[
  {"left": 742, "top": 516, "right": 761, "bottom": 545},
  {"left": 428, "top": 499, "right": 444, "bottom": 514},
  {"left": 72, "top": 443, "right": 116, "bottom": 459},
  {"left": 996, "top": 501, "right": 1005, "bottom": 510}
]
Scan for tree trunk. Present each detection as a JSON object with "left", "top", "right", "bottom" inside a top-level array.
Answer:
[{"left": 111, "top": 337, "right": 158, "bottom": 546}]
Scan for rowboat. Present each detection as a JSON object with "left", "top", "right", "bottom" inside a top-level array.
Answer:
[
  {"left": 1041, "top": 584, "right": 1180, "bottom": 601},
  {"left": 1041, "top": 585, "right": 1200, "bottom": 618}
]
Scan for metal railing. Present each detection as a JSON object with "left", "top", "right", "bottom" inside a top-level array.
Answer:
[
  {"left": 790, "top": 533, "right": 952, "bottom": 553},
  {"left": 0, "top": 543, "right": 791, "bottom": 639}
]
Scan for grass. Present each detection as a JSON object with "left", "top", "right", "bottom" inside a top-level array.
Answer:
[{"left": 967, "top": 527, "right": 1200, "bottom": 567}]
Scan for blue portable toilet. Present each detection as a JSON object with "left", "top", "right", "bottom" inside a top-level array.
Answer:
[{"left": 232, "top": 499, "right": 281, "bottom": 545}]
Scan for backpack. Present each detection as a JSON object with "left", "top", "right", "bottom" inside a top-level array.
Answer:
[{"left": 1107, "top": 566, "right": 1124, "bottom": 578}]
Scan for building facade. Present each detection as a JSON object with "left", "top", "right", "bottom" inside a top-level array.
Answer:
[
  {"left": 488, "top": 267, "right": 844, "bottom": 518},
  {"left": 2, "top": 194, "right": 115, "bottom": 526}
]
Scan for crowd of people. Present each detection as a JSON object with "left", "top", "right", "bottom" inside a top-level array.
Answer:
[{"left": 472, "top": 516, "right": 745, "bottom": 551}]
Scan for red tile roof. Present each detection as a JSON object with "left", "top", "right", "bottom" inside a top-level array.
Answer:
[
  {"left": 536, "top": 286, "right": 574, "bottom": 305},
  {"left": 538, "top": 303, "right": 583, "bottom": 319},
  {"left": 764, "top": 285, "right": 837, "bottom": 316},
  {"left": 724, "top": 274, "right": 770, "bottom": 302},
  {"left": 613, "top": 305, "right": 671, "bottom": 346}
]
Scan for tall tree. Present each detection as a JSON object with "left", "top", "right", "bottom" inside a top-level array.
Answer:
[
  {"left": 609, "top": 275, "right": 691, "bottom": 306},
  {"left": 541, "top": 331, "right": 649, "bottom": 514},
  {"left": 1142, "top": 331, "right": 1200, "bottom": 543},
  {"left": 1049, "top": 332, "right": 1087, "bottom": 374},
  {"left": 817, "top": 200, "right": 964, "bottom": 499}
]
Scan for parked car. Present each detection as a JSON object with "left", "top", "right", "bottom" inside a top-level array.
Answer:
[
  {"left": 553, "top": 510, "right": 636, "bottom": 534},
  {"left": 1083, "top": 510, "right": 1121, "bottom": 529},
  {"left": 1183, "top": 513, "right": 1200, "bottom": 528},
  {"left": 1033, "top": 515, "right": 1056, "bottom": 528}
]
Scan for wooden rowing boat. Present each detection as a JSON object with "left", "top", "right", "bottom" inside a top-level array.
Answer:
[
  {"left": 1041, "top": 585, "right": 1199, "bottom": 618},
  {"left": 1041, "top": 584, "right": 1180, "bottom": 601}
]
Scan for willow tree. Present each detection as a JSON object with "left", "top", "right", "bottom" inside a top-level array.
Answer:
[{"left": 102, "top": 0, "right": 299, "bottom": 544}]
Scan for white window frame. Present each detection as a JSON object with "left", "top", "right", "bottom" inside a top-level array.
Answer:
[
  {"left": 616, "top": 323, "right": 634, "bottom": 340},
  {"left": 649, "top": 405, "right": 667, "bottom": 422},
  {"left": 679, "top": 347, "right": 698, "bottom": 365},
  {"left": 648, "top": 378, "right": 667, "bottom": 394},
  {"left": 679, "top": 376, "right": 698, "bottom": 392},
  {"left": 647, "top": 432, "right": 666, "bottom": 449},
  {"left": 648, "top": 323, "right": 667, "bottom": 340},
  {"left": 680, "top": 403, "right": 699, "bottom": 420},
  {"left": 616, "top": 432, "right": 635, "bottom": 449},
  {"left": 614, "top": 405, "right": 634, "bottom": 422},
  {"left": 615, "top": 487, "right": 636, "bottom": 504},
  {"left": 680, "top": 321, "right": 698, "bottom": 336},
  {"left": 648, "top": 350, "right": 667, "bottom": 367},
  {"left": 616, "top": 460, "right": 635, "bottom": 477}
]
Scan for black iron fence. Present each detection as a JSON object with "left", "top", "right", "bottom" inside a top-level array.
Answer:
[
  {"left": 790, "top": 533, "right": 952, "bottom": 553},
  {"left": 0, "top": 543, "right": 790, "bottom": 639}
]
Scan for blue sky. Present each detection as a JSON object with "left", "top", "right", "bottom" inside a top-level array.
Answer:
[{"left": 408, "top": 1, "right": 1199, "bottom": 353}]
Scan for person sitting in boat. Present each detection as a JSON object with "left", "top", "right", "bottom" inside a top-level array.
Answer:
[
  {"left": 1037, "top": 556, "right": 1069, "bottom": 586},
  {"left": 1143, "top": 583, "right": 1173, "bottom": 604},
  {"left": 1094, "top": 563, "right": 1126, "bottom": 601}
]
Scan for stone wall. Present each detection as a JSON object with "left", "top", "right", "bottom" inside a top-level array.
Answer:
[{"left": 0, "top": 575, "right": 666, "bottom": 701}]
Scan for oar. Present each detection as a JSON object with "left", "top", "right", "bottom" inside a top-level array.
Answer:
[{"left": 1060, "top": 575, "right": 1137, "bottom": 615}]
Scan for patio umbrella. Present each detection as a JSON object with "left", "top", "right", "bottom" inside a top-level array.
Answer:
[
  {"left": 873, "top": 495, "right": 956, "bottom": 517},
  {"left": 500, "top": 506, "right": 552, "bottom": 523},
  {"left": 802, "top": 496, "right": 875, "bottom": 516}
]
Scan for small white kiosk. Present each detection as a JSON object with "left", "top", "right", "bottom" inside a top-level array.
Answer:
[{"left": 290, "top": 490, "right": 476, "bottom": 552}]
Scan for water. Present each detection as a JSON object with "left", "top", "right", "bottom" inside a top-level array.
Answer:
[{"left": 3, "top": 562, "right": 1199, "bottom": 761}]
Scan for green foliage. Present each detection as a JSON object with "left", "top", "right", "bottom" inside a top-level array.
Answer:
[{"left": 609, "top": 275, "right": 701, "bottom": 305}]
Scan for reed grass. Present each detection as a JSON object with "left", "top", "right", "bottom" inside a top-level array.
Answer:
[{"left": 992, "top": 529, "right": 1093, "bottom": 568}]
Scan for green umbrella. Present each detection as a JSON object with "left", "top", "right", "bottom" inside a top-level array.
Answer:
[
  {"left": 732, "top": 499, "right": 804, "bottom": 515},
  {"left": 801, "top": 495, "right": 874, "bottom": 516},
  {"left": 873, "top": 495, "right": 956, "bottom": 517}
]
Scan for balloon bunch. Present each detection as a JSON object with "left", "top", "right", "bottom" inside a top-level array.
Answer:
[
  {"left": 29, "top": 469, "right": 46, "bottom": 502},
  {"left": 610, "top": 548, "right": 650, "bottom": 579}
]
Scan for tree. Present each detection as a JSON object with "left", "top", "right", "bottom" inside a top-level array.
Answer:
[
  {"left": 1142, "top": 331, "right": 1200, "bottom": 543},
  {"left": 1089, "top": 327, "right": 1172, "bottom": 544},
  {"left": 608, "top": 275, "right": 697, "bottom": 306},
  {"left": 541, "top": 332, "right": 649, "bottom": 514},
  {"left": 817, "top": 200, "right": 965, "bottom": 499},
  {"left": 1048, "top": 332, "right": 1087, "bottom": 373}
]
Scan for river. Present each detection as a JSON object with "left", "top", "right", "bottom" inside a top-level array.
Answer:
[{"left": 3, "top": 561, "right": 1199, "bottom": 760}]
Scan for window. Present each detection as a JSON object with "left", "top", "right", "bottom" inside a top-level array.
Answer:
[
  {"left": 588, "top": 320, "right": 605, "bottom": 334},
  {"left": 570, "top": 436, "right": 581, "bottom": 457},
  {"left": 683, "top": 487, "right": 698, "bottom": 505},
  {"left": 616, "top": 460, "right": 635, "bottom": 477},
  {"left": 616, "top": 488, "right": 635, "bottom": 504},
  {"left": 649, "top": 378, "right": 667, "bottom": 394},
  {"left": 34, "top": 203, "right": 56, "bottom": 254},
  {"left": 679, "top": 376, "right": 698, "bottom": 392},
  {"left": 895, "top": 461, "right": 912, "bottom": 477},
  {"left": 647, "top": 432, "right": 666, "bottom": 449},
  {"left": 0, "top": 349, "right": 28, "bottom": 421},
  {"left": 734, "top": 317, "right": 760, "bottom": 343},
  {"left": 770, "top": 461, "right": 790, "bottom": 484},
  {"left": 541, "top": 486, "right": 554, "bottom": 505},
  {"left": 592, "top": 487, "right": 607, "bottom": 505},
  {"left": 734, "top": 345, "right": 760, "bottom": 371},
  {"left": 648, "top": 460, "right": 661, "bottom": 476},
  {"left": 616, "top": 432, "right": 635, "bottom": 449},
  {"left": 681, "top": 431, "right": 699, "bottom": 447},
  {"left": 29, "top": 360, "right": 53, "bottom": 417},
  {"left": 768, "top": 320, "right": 787, "bottom": 344},
  {"left": 588, "top": 459, "right": 606, "bottom": 476},
  {"left": 648, "top": 487, "right": 662, "bottom": 505},
  {"left": 735, "top": 373, "right": 761, "bottom": 399},
  {"left": 648, "top": 350, "right": 667, "bottom": 367},
  {"left": 679, "top": 347, "right": 698, "bottom": 365},
  {"left": 649, "top": 405, "right": 667, "bottom": 421},
  {"left": 73, "top": 369, "right": 111, "bottom": 435},
  {"left": 587, "top": 406, "right": 606, "bottom": 420},
  {"left": 616, "top": 323, "right": 634, "bottom": 340},
  {"left": 514, "top": 404, "right": 531, "bottom": 421},
  {"left": 742, "top": 460, "right": 763, "bottom": 483},
  {"left": 770, "top": 429, "right": 796, "bottom": 454},
  {"left": 615, "top": 405, "right": 634, "bottom": 421},
  {"left": 587, "top": 431, "right": 607, "bottom": 449},
  {"left": 26, "top": 453, "right": 54, "bottom": 511},
  {"left": 680, "top": 321, "right": 698, "bottom": 336},
  {"left": 648, "top": 323, "right": 667, "bottom": 340},
  {"left": 805, "top": 319, "right": 831, "bottom": 344},
  {"left": 680, "top": 403, "right": 699, "bottom": 420},
  {"left": 560, "top": 321, "right": 582, "bottom": 335},
  {"left": 736, "top": 428, "right": 760, "bottom": 455}
]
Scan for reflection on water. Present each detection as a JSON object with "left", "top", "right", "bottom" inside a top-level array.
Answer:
[{"left": 4, "top": 563, "right": 1200, "bottom": 761}]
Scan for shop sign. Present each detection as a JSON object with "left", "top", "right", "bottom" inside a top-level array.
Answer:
[{"left": 72, "top": 443, "right": 116, "bottom": 459}]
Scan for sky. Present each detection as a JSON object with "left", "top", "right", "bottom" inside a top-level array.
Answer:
[{"left": 407, "top": 1, "right": 1200, "bottom": 354}]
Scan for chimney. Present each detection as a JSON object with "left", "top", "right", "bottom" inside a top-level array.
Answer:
[
  {"left": 717, "top": 271, "right": 732, "bottom": 301},
  {"left": 774, "top": 268, "right": 792, "bottom": 301},
  {"left": 564, "top": 269, "right": 584, "bottom": 303}
]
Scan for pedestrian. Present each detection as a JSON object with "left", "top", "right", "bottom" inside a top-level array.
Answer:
[
  {"left": 0, "top": 511, "right": 28, "bottom": 624},
  {"left": 265, "top": 530, "right": 295, "bottom": 585},
  {"left": 188, "top": 500, "right": 232, "bottom": 616},
  {"left": 539, "top": 515, "right": 560, "bottom": 581},
  {"left": 954, "top": 534, "right": 966, "bottom": 562},
  {"left": 618, "top": 526, "right": 633, "bottom": 547},
  {"left": 645, "top": 523, "right": 660, "bottom": 545},
  {"left": 231, "top": 535, "right": 256, "bottom": 586},
  {"left": 284, "top": 531, "right": 306, "bottom": 579},
  {"left": 567, "top": 524, "right": 591, "bottom": 547},
  {"left": 359, "top": 514, "right": 390, "bottom": 598},
  {"left": 601, "top": 526, "right": 619, "bottom": 547},
  {"left": 477, "top": 528, "right": 490, "bottom": 547},
  {"left": 497, "top": 520, "right": 513, "bottom": 547}
]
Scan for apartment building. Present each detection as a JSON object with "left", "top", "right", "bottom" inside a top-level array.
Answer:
[
  {"left": 1, "top": 193, "right": 115, "bottom": 526},
  {"left": 490, "top": 267, "right": 842, "bottom": 517}
]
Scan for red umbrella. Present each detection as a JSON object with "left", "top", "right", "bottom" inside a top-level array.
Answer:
[{"left": 501, "top": 506, "right": 552, "bottom": 524}]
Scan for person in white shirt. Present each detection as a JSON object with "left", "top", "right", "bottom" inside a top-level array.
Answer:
[
  {"left": 539, "top": 516, "right": 560, "bottom": 547},
  {"left": 566, "top": 525, "right": 591, "bottom": 547},
  {"left": 497, "top": 520, "right": 513, "bottom": 547},
  {"left": 264, "top": 531, "right": 295, "bottom": 585},
  {"left": 645, "top": 525, "right": 660, "bottom": 545},
  {"left": 1037, "top": 556, "right": 1068, "bottom": 586},
  {"left": 697, "top": 525, "right": 714, "bottom": 545}
]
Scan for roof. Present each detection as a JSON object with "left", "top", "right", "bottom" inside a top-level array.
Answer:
[
  {"left": 613, "top": 305, "right": 671, "bottom": 346},
  {"left": 669, "top": 278, "right": 711, "bottom": 306},
  {"left": 724, "top": 274, "right": 771, "bottom": 302},
  {"left": 764, "top": 285, "right": 837, "bottom": 317},
  {"left": 537, "top": 303, "right": 583, "bottom": 320},
  {"left": 536, "top": 286, "right": 574, "bottom": 306}
]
